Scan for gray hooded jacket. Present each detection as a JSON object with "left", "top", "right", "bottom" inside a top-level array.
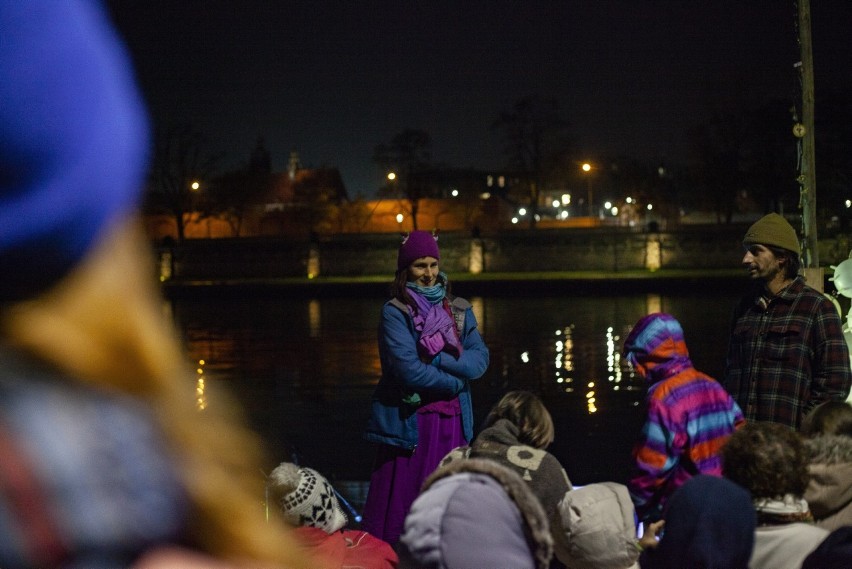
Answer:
[{"left": 398, "top": 458, "right": 553, "bottom": 569}]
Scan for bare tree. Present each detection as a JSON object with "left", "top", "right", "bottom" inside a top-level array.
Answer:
[
  {"left": 145, "top": 123, "right": 221, "bottom": 241},
  {"left": 374, "top": 129, "right": 433, "bottom": 230},
  {"left": 493, "top": 96, "right": 570, "bottom": 228}
]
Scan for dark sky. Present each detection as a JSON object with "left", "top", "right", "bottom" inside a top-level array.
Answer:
[{"left": 105, "top": 0, "right": 851, "bottom": 197}]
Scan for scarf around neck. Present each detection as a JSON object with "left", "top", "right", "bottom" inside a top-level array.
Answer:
[
  {"left": 406, "top": 272, "right": 448, "bottom": 304},
  {"left": 754, "top": 494, "right": 815, "bottom": 525},
  {"left": 406, "top": 284, "right": 462, "bottom": 360}
]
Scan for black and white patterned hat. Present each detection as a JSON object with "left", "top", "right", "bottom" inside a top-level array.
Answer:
[{"left": 268, "top": 462, "right": 348, "bottom": 533}]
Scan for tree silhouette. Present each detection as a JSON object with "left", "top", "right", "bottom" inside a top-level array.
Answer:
[
  {"left": 374, "top": 129, "right": 433, "bottom": 230},
  {"left": 493, "top": 96, "right": 570, "bottom": 228},
  {"left": 145, "top": 123, "right": 221, "bottom": 241}
]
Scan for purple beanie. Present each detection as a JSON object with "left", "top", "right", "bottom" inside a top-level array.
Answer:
[
  {"left": 0, "top": 1, "right": 150, "bottom": 301},
  {"left": 397, "top": 231, "right": 440, "bottom": 270}
]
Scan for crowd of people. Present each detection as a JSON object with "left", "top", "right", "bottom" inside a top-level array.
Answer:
[{"left": 2, "top": 1, "right": 852, "bottom": 568}]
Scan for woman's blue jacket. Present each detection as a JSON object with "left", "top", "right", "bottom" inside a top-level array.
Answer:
[{"left": 364, "top": 296, "right": 489, "bottom": 450}]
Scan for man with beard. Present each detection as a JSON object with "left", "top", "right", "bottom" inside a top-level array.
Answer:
[{"left": 724, "top": 213, "right": 852, "bottom": 429}]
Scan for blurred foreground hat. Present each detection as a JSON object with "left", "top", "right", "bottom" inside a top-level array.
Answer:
[
  {"left": 742, "top": 213, "right": 801, "bottom": 255},
  {"left": 268, "top": 463, "right": 348, "bottom": 534},
  {"left": 397, "top": 230, "right": 440, "bottom": 270},
  {"left": 0, "top": 1, "right": 150, "bottom": 301}
]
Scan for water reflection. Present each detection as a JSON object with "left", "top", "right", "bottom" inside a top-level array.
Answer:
[{"left": 169, "top": 291, "right": 739, "bottom": 485}]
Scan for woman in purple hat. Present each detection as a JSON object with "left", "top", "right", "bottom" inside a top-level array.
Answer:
[{"left": 362, "top": 231, "right": 490, "bottom": 545}]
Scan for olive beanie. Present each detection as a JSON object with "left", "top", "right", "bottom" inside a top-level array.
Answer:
[{"left": 742, "top": 213, "right": 801, "bottom": 255}]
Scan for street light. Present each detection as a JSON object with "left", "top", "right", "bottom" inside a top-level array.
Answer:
[{"left": 581, "top": 163, "right": 593, "bottom": 217}]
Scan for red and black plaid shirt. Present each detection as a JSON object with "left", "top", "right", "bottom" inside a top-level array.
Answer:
[{"left": 724, "top": 277, "right": 852, "bottom": 429}]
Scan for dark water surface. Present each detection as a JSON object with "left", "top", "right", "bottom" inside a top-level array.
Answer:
[{"left": 169, "top": 289, "right": 741, "bottom": 488}]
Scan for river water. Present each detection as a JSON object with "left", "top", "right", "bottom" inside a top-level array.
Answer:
[{"left": 168, "top": 285, "right": 749, "bottom": 495}]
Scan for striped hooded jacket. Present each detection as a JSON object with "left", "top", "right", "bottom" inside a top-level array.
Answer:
[{"left": 623, "top": 313, "right": 745, "bottom": 522}]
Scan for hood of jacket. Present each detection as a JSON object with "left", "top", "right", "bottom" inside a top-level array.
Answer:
[
  {"left": 622, "top": 313, "right": 693, "bottom": 385},
  {"left": 806, "top": 434, "right": 852, "bottom": 465},
  {"left": 553, "top": 482, "right": 640, "bottom": 569},
  {"left": 805, "top": 434, "right": 852, "bottom": 524},
  {"left": 399, "top": 458, "right": 553, "bottom": 569}
]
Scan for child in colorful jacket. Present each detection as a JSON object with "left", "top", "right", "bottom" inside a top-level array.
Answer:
[{"left": 623, "top": 312, "right": 745, "bottom": 522}]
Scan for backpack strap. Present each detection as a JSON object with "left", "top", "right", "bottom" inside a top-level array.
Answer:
[{"left": 389, "top": 297, "right": 470, "bottom": 337}]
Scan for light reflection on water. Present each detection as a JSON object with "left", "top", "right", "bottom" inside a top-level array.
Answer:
[{"left": 170, "top": 291, "right": 739, "bottom": 485}]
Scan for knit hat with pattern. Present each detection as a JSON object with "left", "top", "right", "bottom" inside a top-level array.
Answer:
[
  {"left": 268, "top": 463, "right": 347, "bottom": 533},
  {"left": 742, "top": 213, "right": 801, "bottom": 255},
  {"left": 397, "top": 230, "right": 440, "bottom": 270}
]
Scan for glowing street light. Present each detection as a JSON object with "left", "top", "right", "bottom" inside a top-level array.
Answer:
[
  {"left": 581, "top": 163, "right": 594, "bottom": 217},
  {"left": 190, "top": 180, "right": 201, "bottom": 191},
  {"left": 387, "top": 172, "right": 396, "bottom": 181}
]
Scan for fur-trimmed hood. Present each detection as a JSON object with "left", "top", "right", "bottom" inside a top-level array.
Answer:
[
  {"left": 804, "top": 434, "right": 852, "bottom": 530},
  {"left": 399, "top": 458, "right": 553, "bottom": 569},
  {"left": 806, "top": 434, "right": 852, "bottom": 465}
]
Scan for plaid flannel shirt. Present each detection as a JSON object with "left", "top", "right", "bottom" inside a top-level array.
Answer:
[{"left": 723, "top": 277, "right": 852, "bottom": 429}]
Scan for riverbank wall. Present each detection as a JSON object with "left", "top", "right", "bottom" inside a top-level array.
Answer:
[{"left": 156, "top": 224, "right": 852, "bottom": 286}]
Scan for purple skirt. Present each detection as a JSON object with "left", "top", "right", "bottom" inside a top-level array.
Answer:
[{"left": 361, "top": 399, "right": 466, "bottom": 545}]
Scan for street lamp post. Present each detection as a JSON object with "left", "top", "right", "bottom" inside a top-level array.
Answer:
[{"left": 582, "top": 163, "right": 593, "bottom": 217}]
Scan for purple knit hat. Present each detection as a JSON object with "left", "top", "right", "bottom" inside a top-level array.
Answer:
[{"left": 397, "top": 231, "right": 440, "bottom": 270}]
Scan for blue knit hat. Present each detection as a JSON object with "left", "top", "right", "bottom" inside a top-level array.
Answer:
[
  {"left": 647, "top": 475, "right": 756, "bottom": 569},
  {"left": 0, "top": 1, "right": 150, "bottom": 301}
]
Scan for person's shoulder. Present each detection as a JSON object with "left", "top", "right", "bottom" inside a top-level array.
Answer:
[
  {"left": 383, "top": 298, "right": 408, "bottom": 315},
  {"left": 449, "top": 296, "right": 472, "bottom": 311}
]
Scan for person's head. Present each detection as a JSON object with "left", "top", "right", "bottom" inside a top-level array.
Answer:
[
  {"left": 622, "top": 313, "right": 690, "bottom": 383},
  {"left": 554, "top": 482, "right": 641, "bottom": 569},
  {"left": 741, "top": 213, "right": 801, "bottom": 281},
  {"left": 399, "top": 458, "right": 553, "bottom": 569},
  {"left": 801, "top": 401, "right": 852, "bottom": 437},
  {"left": 0, "top": 4, "right": 306, "bottom": 564},
  {"left": 0, "top": 2, "right": 148, "bottom": 304},
  {"left": 722, "top": 422, "right": 810, "bottom": 500},
  {"left": 267, "top": 463, "right": 348, "bottom": 534},
  {"left": 392, "top": 230, "right": 444, "bottom": 302},
  {"left": 650, "top": 475, "right": 755, "bottom": 569},
  {"left": 395, "top": 230, "right": 440, "bottom": 279},
  {"left": 483, "top": 391, "right": 555, "bottom": 449}
]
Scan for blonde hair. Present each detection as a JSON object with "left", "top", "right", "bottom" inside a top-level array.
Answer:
[
  {"left": 483, "top": 391, "right": 555, "bottom": 449},
  {"left": 1, "top": 218, "right": 309, "bottom": 567}
]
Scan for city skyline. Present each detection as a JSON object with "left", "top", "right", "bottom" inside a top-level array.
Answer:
[{"left": 106, "top": 1, "right": 851, "bottom": 197}]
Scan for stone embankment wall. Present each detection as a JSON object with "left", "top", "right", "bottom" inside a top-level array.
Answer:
[{"left": 158, "top": 225, "right": 805, "bottom": 280}]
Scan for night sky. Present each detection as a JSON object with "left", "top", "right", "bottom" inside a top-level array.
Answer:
[{"left": 105, "top": 0, "right": 851, "bottom": 197}]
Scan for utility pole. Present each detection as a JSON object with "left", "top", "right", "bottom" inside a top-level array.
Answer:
[{"left": 797, "top": 0, "right": 822, "bottom": 289}]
